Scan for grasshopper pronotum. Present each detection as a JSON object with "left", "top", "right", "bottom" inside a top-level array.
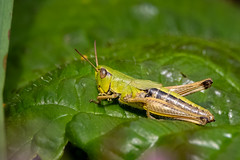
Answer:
[{"left": 75, "top": 42, "right": 215, "bottom": 125}]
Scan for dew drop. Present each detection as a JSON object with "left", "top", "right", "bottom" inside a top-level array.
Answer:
[
  {"left": 132, "top": 3, "right": 159, "bottom": 20},
  {"left": 214, "top": 90, "right": 221, "bottom": 97},
  {"left": 228, "top": 109, "right": 233, "bottom": 119}
]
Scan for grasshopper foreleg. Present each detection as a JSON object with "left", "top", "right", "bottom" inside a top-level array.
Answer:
[{"left": 90, "top": 93, "right": 120, "bottom": 104}]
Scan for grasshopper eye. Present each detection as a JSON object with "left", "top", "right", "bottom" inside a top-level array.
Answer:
[{"left": 100, "top": 68, "right": 107, "bottom": 79}]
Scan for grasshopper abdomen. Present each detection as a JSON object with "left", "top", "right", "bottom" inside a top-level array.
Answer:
[{"left": 144, "top": 88, "right": 215, "bottom": 125}]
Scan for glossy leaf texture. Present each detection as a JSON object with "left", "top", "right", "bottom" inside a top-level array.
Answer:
[{"left": 5, "top": 38, "right": 240, "bottom": 159}]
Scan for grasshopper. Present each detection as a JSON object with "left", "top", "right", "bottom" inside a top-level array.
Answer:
[{"left": 75, "top": 41, "right": 215, "bottom": 125}]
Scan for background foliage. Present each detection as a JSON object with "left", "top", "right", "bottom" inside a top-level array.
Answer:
[{"left": 4, "top": 0, "right": 240, "bottom": 159}]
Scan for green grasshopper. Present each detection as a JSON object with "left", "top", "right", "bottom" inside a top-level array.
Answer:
[{"left": 75, "top": 41, "right": 215, "bottom": 125}]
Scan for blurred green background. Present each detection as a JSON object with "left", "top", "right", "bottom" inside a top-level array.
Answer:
[{"left": 3, "top": 0, "right": 240, "bottom": 160}]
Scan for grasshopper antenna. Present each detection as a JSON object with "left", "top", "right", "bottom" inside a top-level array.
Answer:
[
  {"left": 94, "top": 40, "right": 98, "bottom": 67},
  {"left": 75, "top": 49, "right": 98, "bottom": 71}
]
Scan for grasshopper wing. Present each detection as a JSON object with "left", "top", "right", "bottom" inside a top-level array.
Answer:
[{"left": 129, "top": 79, "right": 162, "bottom": 90}]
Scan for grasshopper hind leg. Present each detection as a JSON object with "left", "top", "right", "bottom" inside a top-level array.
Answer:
[
  {"left": 145, "top": 106, "right": 156, "bottom": 119},
  {"left": 165, "top": 78, "right": 213, "bottom": 97},
  {"left": 144, "top": 102, "right": 207, "bottom": 125},
  {"left": 172, "top": 116, "right": 208, "bottom": 125},
  {"left": 125, "top": 97, "right": 210, "bottom": 125}
]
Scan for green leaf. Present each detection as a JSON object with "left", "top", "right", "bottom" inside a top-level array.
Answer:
[
  {"left": 84, "top": 119, "right": 199, "bottom": 160},
  {"left": 153, "top": 125, "right": 240, "bottom": 160},
  {"left": 66, "top": 113, "right": 136, "bottom": 149},
  {"left": 86, "top": 121, "right": 240, "bottom": 160},
  {"left": 5, "top": 38, "right": 240, "bottom": 159},
  {"left": 5, "top": 58, "right": 140, "bottom": 160},
  {"left": 0, "top": 0, "right": 14, "bottom": 159}
]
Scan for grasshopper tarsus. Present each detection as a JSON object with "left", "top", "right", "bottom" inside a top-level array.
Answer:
[{"left": 89, "top": 99, "right": 100, "bottom": 104}]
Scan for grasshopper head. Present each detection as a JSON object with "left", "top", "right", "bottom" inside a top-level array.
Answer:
[
  {"left": 95, "top": 65, "right": 112, "bottom": 93},
  {"left": 75, "top": 41, "right": 112, "bottom": 94}
]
